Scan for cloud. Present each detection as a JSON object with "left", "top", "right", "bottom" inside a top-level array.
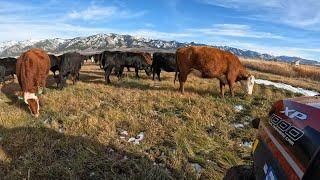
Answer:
[
  {"left": 199, "top": 0, "right": 320, "bottom": 30},
  {"left": 129, "top": 29, "right": 194, "bottom": 40},
  {"left": 188, "top": 24, "right": 284, "bottom": 39},
  {"left": 199, "top": 0, "right": 281, "bottom": 9},
  {"left": 66, "top": 5, "right": 147, "bottom": 21},
  {"left": 0, "top": 20, "right": 193, "bottom": 42}
]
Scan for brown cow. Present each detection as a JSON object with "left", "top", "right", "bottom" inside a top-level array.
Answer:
[
  {"left": 16, "top": 48, "right": 50, "bottom": 117},
  {"left": 175, "top": 46, "right": 255, "bottom": 97}
]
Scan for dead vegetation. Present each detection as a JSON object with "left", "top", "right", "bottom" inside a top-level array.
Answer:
[
  {"left": 0, "top": 63, "right": 300, "bottom": 179},
  {"left": 241, "top": 58, "right": 320, "bottom": 82}
]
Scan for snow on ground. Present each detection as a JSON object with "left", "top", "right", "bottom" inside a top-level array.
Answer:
[{"left": 255, "top": 79, "right": 319, "bottom": 96}]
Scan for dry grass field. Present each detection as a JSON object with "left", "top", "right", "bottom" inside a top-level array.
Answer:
[
  {"left": 241, "top": 58, "right": 320, "bottom": 81},
  {"left": 0, "top": 62, "right": 304, "bottom": 179},
  {"left": 241, "top": 58, "right": 320, "bottom": 92}
]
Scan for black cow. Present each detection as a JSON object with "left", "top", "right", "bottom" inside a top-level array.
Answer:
[
  {"left": 117, "top": 52, "right": 152, "bottom": 78},
  {"left": 92, "top": 53, "right": 102, "bottom": 67},
  {"left": 152, "top": 52, "right": 176, "bottom": 81},
  {"left": 56, "top": 52, "right": 83, "bottom": 89},
  {"left": 0, "top": 57, "right": 17, "bottom": 84},
  {"left": 101, "top": 51, "right": 152, "bottom": 84},
  {"left": 48, "top": 54, "right": 60, "bottom": 77},
  {"left": 0, "top": 66, "right": 6, "bottom": 84},
  {"left": 81, "top": 54, "right": 92, "bottom": 64}
]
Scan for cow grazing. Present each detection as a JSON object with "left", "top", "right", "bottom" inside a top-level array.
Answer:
[
  {"left": 80, "top": 54, "right": 92, "bottom": 64},
  {"left": 152, "top": 52, "right": 176, "bottom": 81},
  {"left": 16, "top": 49, "right": 50, "bottom": 117},
  {"left": 175, "top": 46, "right": 255, "bottom": 97},
  {"left": 118, "top": 52, "right": 152, "bottom": 78},
  {"left": 57, "top": 52, "right": 83, "bottom": 89},
  {"left": 101, "top": 51, "right": 152, "bottom": 84},
  {"left": 92, "top": 53, "right": 102, "bottom": 66},
  {"left": 0, "top": 57, "right": 17, "bottom": 83},
  {"left": 48, "top": 54, "right": 60, "bottom": 77}
]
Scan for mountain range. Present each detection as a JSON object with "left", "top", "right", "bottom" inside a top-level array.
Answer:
[{"left": 0, "top": 33, "right": 318, "bottom": 65}]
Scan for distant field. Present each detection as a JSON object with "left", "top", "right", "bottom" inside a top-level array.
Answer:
[
  {"left": 0, "top": 63, "right": 300, "bottom": 179},
  {"left": 241, "top": 58, "right": 320, "bottom": 93},
  {"left": 241, "top": 58, "right": 320, "bottom": 82}
]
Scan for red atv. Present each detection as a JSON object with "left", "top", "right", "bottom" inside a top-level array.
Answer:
[{"left": 225, "top": 96, "right": 320, "bottom": 180}]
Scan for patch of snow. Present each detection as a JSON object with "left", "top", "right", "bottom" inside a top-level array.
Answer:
[
  {"left": 255, "top": 79, "right": 319, "bottom": 96},
  {"left": 234, "top": 105, "right": 244, "bottom": 112},
  {"left": 233, "top": 123, "right": 245, "bottom": 129},
  {"left": 192, "top": 163, "right": 202, "bottom": 176},
  {"left": 240, "top": 141, "right": 253, "bottom": 149},
  {"left": 128, "top": 132, "right": 144, "bottom": 145},
  {"left": 120, "top": 130, "right": 128, "bottom": 136},
  {"left": 43, "top": 117, "right": 53, "bottom": 126},
  {"left": 119, "top": 130, "right": 128, "bottom": 139}
]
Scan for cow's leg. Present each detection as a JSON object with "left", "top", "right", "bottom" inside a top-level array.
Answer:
[
  {"left": 0, "top": 78, "right": 4, "bottom": 86},
  {"left": 227, "top": 73, "right": 237, "bottom": 97},
  {"left": 219, "top": 81, "right": 225, "bottom": 98},
  {"left": 135, "top": 67, "right": 140, "bottom": 78},
  {"left": 157, "top": 69, "right": 161, "bottom": 81},
  {"left": 76, "top": 72, "right": 80, "bottom": 81},
  {"left": 72, "top": 74, "right": 76, "bottom": 85},
  {"left": 104, "top": 66, "right": 113, "bottom": 84},
  {"left": 11, "top": 74, "right": 15, "bottom": 83},
  {"left": 58, "top": 75, "right": 65, "bottom": 90},
  {"left": 117, "top": 66, "right": 124, "bottom": 80},
  {"left": 227, "top": 78, "right": 236, "bottom": 97},
  {"left": 152, "top": 68, "right": 156, "bottom": 80},
  {"left": 178, "top": 71, "right": 189, "bottom": 94}
]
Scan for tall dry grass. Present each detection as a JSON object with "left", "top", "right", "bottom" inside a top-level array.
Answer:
[{"left": 241, "top": 58, "right": 320, "bottom": 82}]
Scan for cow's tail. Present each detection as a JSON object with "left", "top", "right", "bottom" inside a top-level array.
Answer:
[{"left": 174, "top": 54, "right": 179, "bottom": 85}]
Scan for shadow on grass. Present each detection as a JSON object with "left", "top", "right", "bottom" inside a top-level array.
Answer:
[
  {"left": 0, "top": 82, "right": 30, "bottom": 114},
  {"left": 0, "top": 125, "right": 177, "bottom": 179},
  {"left": 0, "top": 76, "right": 60, "bottom": 114},
  {"left": 223, "top": 165, "right": 254, "bottom": 180}
]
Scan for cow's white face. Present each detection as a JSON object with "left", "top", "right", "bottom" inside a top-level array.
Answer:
[
  {"left": 240, "top": 75, "right": 255, "bottom": 95},
  {"left": 24, "top": 92, "right": 40, "bottom": 118}
]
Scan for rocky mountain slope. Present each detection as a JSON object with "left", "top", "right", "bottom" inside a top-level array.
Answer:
[{"left": 0, "top": 33, "right": 318, "bottom": 65}]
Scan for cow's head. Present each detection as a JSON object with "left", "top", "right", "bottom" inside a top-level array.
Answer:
[
  {"left": 240, "top": 75, "right": 255, "bottom": 95},
  {"left": 24, "top": 92, "right": 40, "bottom": 118},
  {"left": 144, "top": 65, "right": 152, "bottom": 76}
]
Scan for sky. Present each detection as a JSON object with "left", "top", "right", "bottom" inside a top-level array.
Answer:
[{"left": 0, "top": 0, "right": 320, "bottom": 60}]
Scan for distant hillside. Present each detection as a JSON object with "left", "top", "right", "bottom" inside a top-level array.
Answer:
[{"left": 0, "top": 33, "right": 318, "bottom": 65}]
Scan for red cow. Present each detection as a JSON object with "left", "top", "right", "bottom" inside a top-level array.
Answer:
[
  {"left": 16, "top": 48, "right": 50, "bottom": 117},
  {"left": 175, "top": 46, "right": 255, "bottom": 97}
]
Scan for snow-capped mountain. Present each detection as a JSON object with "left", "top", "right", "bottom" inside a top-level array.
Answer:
[{"left": 0, "top": 33, "right": 318, "bottom": 65}]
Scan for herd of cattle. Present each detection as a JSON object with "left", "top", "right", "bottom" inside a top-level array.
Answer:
[{"left": 0, "top": 46, "right": 255, "bottom": 117}]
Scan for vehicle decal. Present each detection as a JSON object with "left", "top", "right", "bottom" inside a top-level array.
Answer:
[
  {"left": 263, "top": 163, "right": 278, "bottom": 180},
  {"left": 269, "top": 114, "right": 304, "bottom": 145},
  {"left": 280, "top": 107, "right": 307, "bottom": 120},
  {"left": 262, "top": 123, "right": 304, "bottom": 179}
]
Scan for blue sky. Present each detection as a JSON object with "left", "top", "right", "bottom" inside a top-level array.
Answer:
[{"left": 0, "top": 0, "right": 320, "bottom": 60}]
